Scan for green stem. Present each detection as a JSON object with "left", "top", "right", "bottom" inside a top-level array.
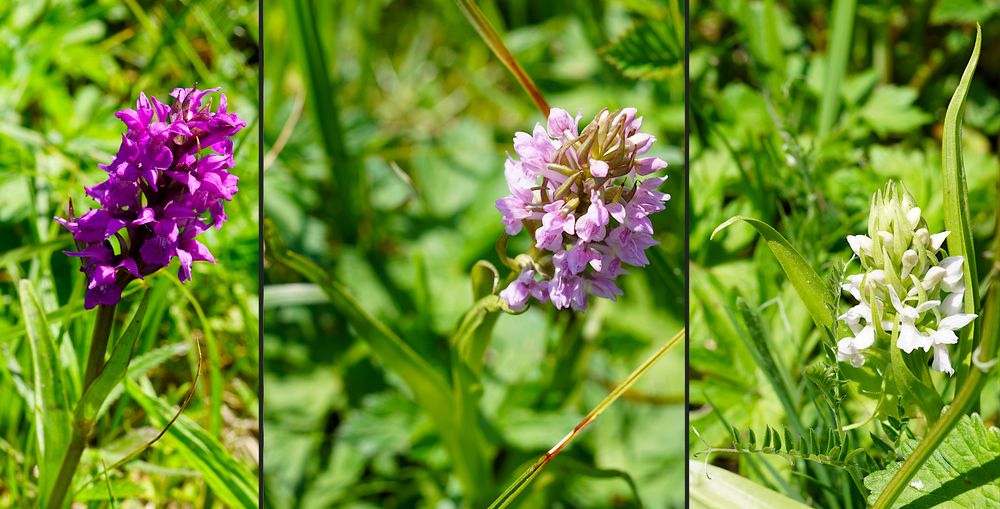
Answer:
[
  {"left": 455, "top": 0, "right": 550, "bottom": 117},
  {"left": 46, "top": 303, "right": 116, "bottom": 509}
]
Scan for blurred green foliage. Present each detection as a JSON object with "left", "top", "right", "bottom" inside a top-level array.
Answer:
[
  {"left": 263, "top": 0, "right": 684, "bottom": 507},
  {"left": 689, "top": 0, "right": 1000, "bottom": 507},
  {"left": 0, "top": 0, "right": 259, "bottom": 506}
]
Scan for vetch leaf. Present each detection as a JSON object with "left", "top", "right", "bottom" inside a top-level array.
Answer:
[{"left": 712, "top": 216, "right": 833, "bottom": 329}]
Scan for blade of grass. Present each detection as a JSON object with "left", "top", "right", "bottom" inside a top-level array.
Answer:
[
  {"left": 455, "top": 0, "right": 550, "bottom": 116},
  {"left": 286, "top": 0, "right": 360, "bottom": 240},
  {"left": 488, "top": 328, "right": 685, "bottom": 509},
  {"left": 126, "top": 379, "right": 258, "bottom": 508},
  {"left": 818, "top": 0, "right": 857, "bottom": 138}
]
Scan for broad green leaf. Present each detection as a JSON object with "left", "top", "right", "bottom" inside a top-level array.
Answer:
[
  {"left": 126, "top": 381, "right": 259, "bottom": 508},
  {"left": 712, "top": 216, "right": 833, "bottom": 329},
  {"left": 865, "top": 414, "right": 1000, "bottom": 507},
  {"left": 599, "top": 21, "right": 681, "bottom": 80},
  {"left": 75, "top": 290, "right": 149, "bottom": 424},
  {"left": 19, "top": 280, "right": 72, "bottom": 507},
  {"left": 941, "top": 25, "right": 981, "bottom": 383},
  {"left": 860, "top": 86, "right": 932, "bottom": 136},
  {"left": 689, "top": 460, "right": 812, "bottom": 509}
]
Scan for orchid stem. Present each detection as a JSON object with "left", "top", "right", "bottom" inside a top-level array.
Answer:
[
  {"left": 455, "top": 0, "right": 550, "bottom": 117},
  {"left": 47, "top": 303, "right": 116, "bottom": 509}
]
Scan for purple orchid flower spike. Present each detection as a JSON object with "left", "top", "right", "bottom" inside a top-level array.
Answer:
[
  {"left": 496, "top": 107, "right": 670, "bottom": 311},
  {"left": 57, "top": 87, "right": 245, "bottom": 309}
]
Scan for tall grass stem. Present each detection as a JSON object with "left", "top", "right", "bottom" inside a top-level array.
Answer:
[{"left": 455, "top": 0, "right": 550, "bottom": 117}]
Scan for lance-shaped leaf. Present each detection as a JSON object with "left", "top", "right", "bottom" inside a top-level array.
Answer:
[
  {"left": 941, "top": 25, "right": 981, "bottom": 383},
  {"left": 75, "top": 289, "right": 151, "bottom": 425},
  {"left": 18, "top": 279, "right": 72, "bottom": 506},
  {"left": 690, "top": 460, "right": 812, "bottom": 509},
  {"left": 712, "top": 216, "right": 834, "bottom": 329}
]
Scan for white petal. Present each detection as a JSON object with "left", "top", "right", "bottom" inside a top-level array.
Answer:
[
  {"left": 931, "top": 345, "right": 955, "bottom": 375},
  {"left": 878, "top": 231, "right": 894, "bottom": 244},
  {"left": 907, "top": 207, "right": 921, "bottom": 227},
  {"left": 930, "top": 231, "right": 950, "bottom": 251},
  {"left": 854, "top": 325, "right": 876, "bottom": 350},
  {"left": 847, "top": 235, "right": 873, "bottom": 257},
  {"left": 939, "top": 313, "right": 977, "bottom": 331},
  {"left": 915, "top": 300, "right": 941, "bottom": 313},
  {"left": 888, "top": 286, "right": 905, "bottom": 313},
  {"left": 867, "top": 270, "right": 886, "bottom": 284},
  {"left": 930, "top": 328, "right": 958, "bottom": 345},
  {"left": 940, "top": 292, "right": 965, "bottom": 316},
  {"left": 923, "top": 266, "right": 945, "bottom": 289}
]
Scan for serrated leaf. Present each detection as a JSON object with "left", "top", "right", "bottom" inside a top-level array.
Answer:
[
  {"left": 600, "top": 21, "right": 681, "bottom": 80},
  {"left": 865, "top": 414, "right": 1000, "bottom": 507}
]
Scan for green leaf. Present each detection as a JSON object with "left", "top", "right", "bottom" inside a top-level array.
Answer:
[
  {"left": 600, "top": 21, "right": 681, "bottom": 80},
  {"left": 930, "top": 0, "right": 1000, "bottom": 24},
  {"left": 75, "top": 290, "right": 151, "bottom": 425},
  {"left": 266, "top": 223, "right": 492, "bottom": 504},
  {"left": 889, "top": 333, "right": 943, "bottom": 423},
  {"left": 470, "top": 260, "right": 499, "bottom": 300},
  {"left": 860, "top": 86, "right": 933, "bottom": 136},
  {"left": 689, "top": 460, "right": 812, "bottom": 509},
  {"left": 865, "top": 414, "right": 1000, "bottom": 507},
  {"left": 75, "top": 479, "right": 146, "bottom": 502},
  {"left": 941, "top": 24, "right": 982, "bottom": 383},
  {"left": 712, "top": 216, "right": 833, "bottom": 329},
  {"left": 18, "top": 279, "right": 72, "bottom": 506},
  {"left": 126, "top": 381, "right": 259, "bottom": 508}
]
